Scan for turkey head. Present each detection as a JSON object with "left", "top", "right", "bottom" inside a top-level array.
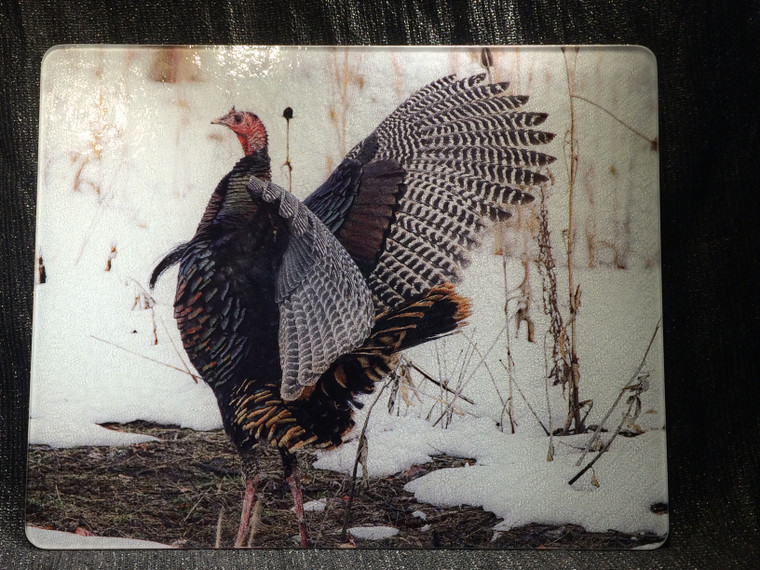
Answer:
[{"left": 212, "top": 107, "right": 268, "bottom": 157}]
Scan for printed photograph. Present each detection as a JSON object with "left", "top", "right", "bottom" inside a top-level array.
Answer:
[{"left": 26, "top": 45, "right": 666, "bottom": 549}]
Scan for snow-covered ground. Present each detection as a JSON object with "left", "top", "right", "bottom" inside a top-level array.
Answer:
[
  {"left": 26, "top": 527, "right": 170, "bottom": 550},
  {"left": 29, "top": 46, "right": 666, "bottom": 549}
]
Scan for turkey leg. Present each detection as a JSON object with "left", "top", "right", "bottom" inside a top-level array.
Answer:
[
  {"left": 234, "top": 473, "right": 261, "bottom": 548},
  {"left": 281, "top": 450, "right": 309, "bottom": 547}
]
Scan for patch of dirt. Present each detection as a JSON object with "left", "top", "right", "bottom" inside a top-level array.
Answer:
[{"left": 26, "top": 421, "right": 664, "bottom": 549}]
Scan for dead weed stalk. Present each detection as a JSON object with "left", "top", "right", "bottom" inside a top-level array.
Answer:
[{"left": 569, "top": 320, "right": 661, "bottom": 485}]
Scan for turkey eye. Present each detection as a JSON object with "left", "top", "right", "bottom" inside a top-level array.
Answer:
[{"left": 234, "top": 115, "right": 242, "bottom": 124}]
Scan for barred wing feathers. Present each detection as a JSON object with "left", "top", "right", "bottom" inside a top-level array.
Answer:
[
  {"left": 248, "top": 178, "right": 375, "bottom": 401},
  {"left": 306, "top": 73, "right": 556, "bottom": 311}
]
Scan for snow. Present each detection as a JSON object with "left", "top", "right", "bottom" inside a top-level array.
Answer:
[
  {"left": 26, "top": 527, "right": 170, "bottom": 549},
  {"left": 316, "top": 418, "right": 667, "bottom": 537},
  {"left": 30, "top": 46, "right": 666, "bottom": 547},
  {"left": 299, "top": 499, "right": 328, "bottom": 513},
  {"left": 348, "top": 526, "right": 400, "bottom": 541}
]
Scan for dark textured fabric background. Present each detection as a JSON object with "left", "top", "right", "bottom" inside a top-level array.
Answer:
[{"left": 2, "top": 1, "right": 758, "bottom": 568}]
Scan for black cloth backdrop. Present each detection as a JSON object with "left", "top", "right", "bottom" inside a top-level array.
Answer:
[{"left": 1, "top": 1, "right": 758, "bottom": 568}]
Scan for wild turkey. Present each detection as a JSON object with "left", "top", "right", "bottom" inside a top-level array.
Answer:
[{"left": 150, "top": 72, "right": 555, "bottom": 547}]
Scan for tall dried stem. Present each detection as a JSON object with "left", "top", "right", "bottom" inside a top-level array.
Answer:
[
  {"left": 562, "top": 46, "right": 585, "bottom": 434},
  {"left": 536, "top": 183, "right": 569, "bottom": 425}
]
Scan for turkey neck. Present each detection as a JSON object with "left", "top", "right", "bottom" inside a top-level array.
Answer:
[
  {"left": 196, "top": 151, "right": 272, "bottom": 234},
  {"left": 236, "top": 147, "right": 271, "bottom": 182}
]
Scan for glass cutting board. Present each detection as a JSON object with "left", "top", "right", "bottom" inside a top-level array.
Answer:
[{"left": 27, "top": 45, "right": 666, "bottom": 550}]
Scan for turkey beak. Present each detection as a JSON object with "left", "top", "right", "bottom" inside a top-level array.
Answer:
[{"left": 212, "top": 108, "right": 236, "bottom": 127}]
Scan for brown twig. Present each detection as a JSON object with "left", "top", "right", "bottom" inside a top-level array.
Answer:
[
  {"left": 341, "top": 379, "right": 390, "bottom": 540},
  {"left": 575, "top": 319, "right": 662, "bottom": 467},
  {"left": 498, "top": 359, "right": 550, "bottom": 436},
  {"left": 568, "top": 387, "right": 641, "bottom": 486},
  {"left": 90, "top": 335, "right": 202, "bottom": 382},
  {"left": 157, "top": 316, "right": 200, "bottom": 382},
  {"left": 246, "top": 497, "right": 263, "bottom": 548},
  {"left": 127, "top": 277, "right": 158, "bottom": 345},
  {"left": 282, "top": 107, "right": 293, "bottom": 193},
  {"left": 500, "top": 249, "right": 517, "bottom": 434},
  {"left": 571, "top": 94, "right": 658, "bottom": 150},
  {"left": 569, "top": 320, "right": 662, "bottom": 484},
  {"left": 215, "top": 505, "right": 223, "bottom": 548},
  {"left": 561, "top": 46, "right": 584, "bottom": 435},
  {"left": 407, "top": 360, "right": 476, "bottom": 406}
]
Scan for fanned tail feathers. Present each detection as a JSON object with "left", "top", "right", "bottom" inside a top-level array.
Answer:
[
  {"left": 230, "top": 283, "right": 470, "bottom": 453},
  {"left": 363, "top": 282, "right": 471, "bottom": 355}
]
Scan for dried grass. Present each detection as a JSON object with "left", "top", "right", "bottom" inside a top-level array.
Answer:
[{"left": 26, "top": 421, "right": 661, "bottom": 549}]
